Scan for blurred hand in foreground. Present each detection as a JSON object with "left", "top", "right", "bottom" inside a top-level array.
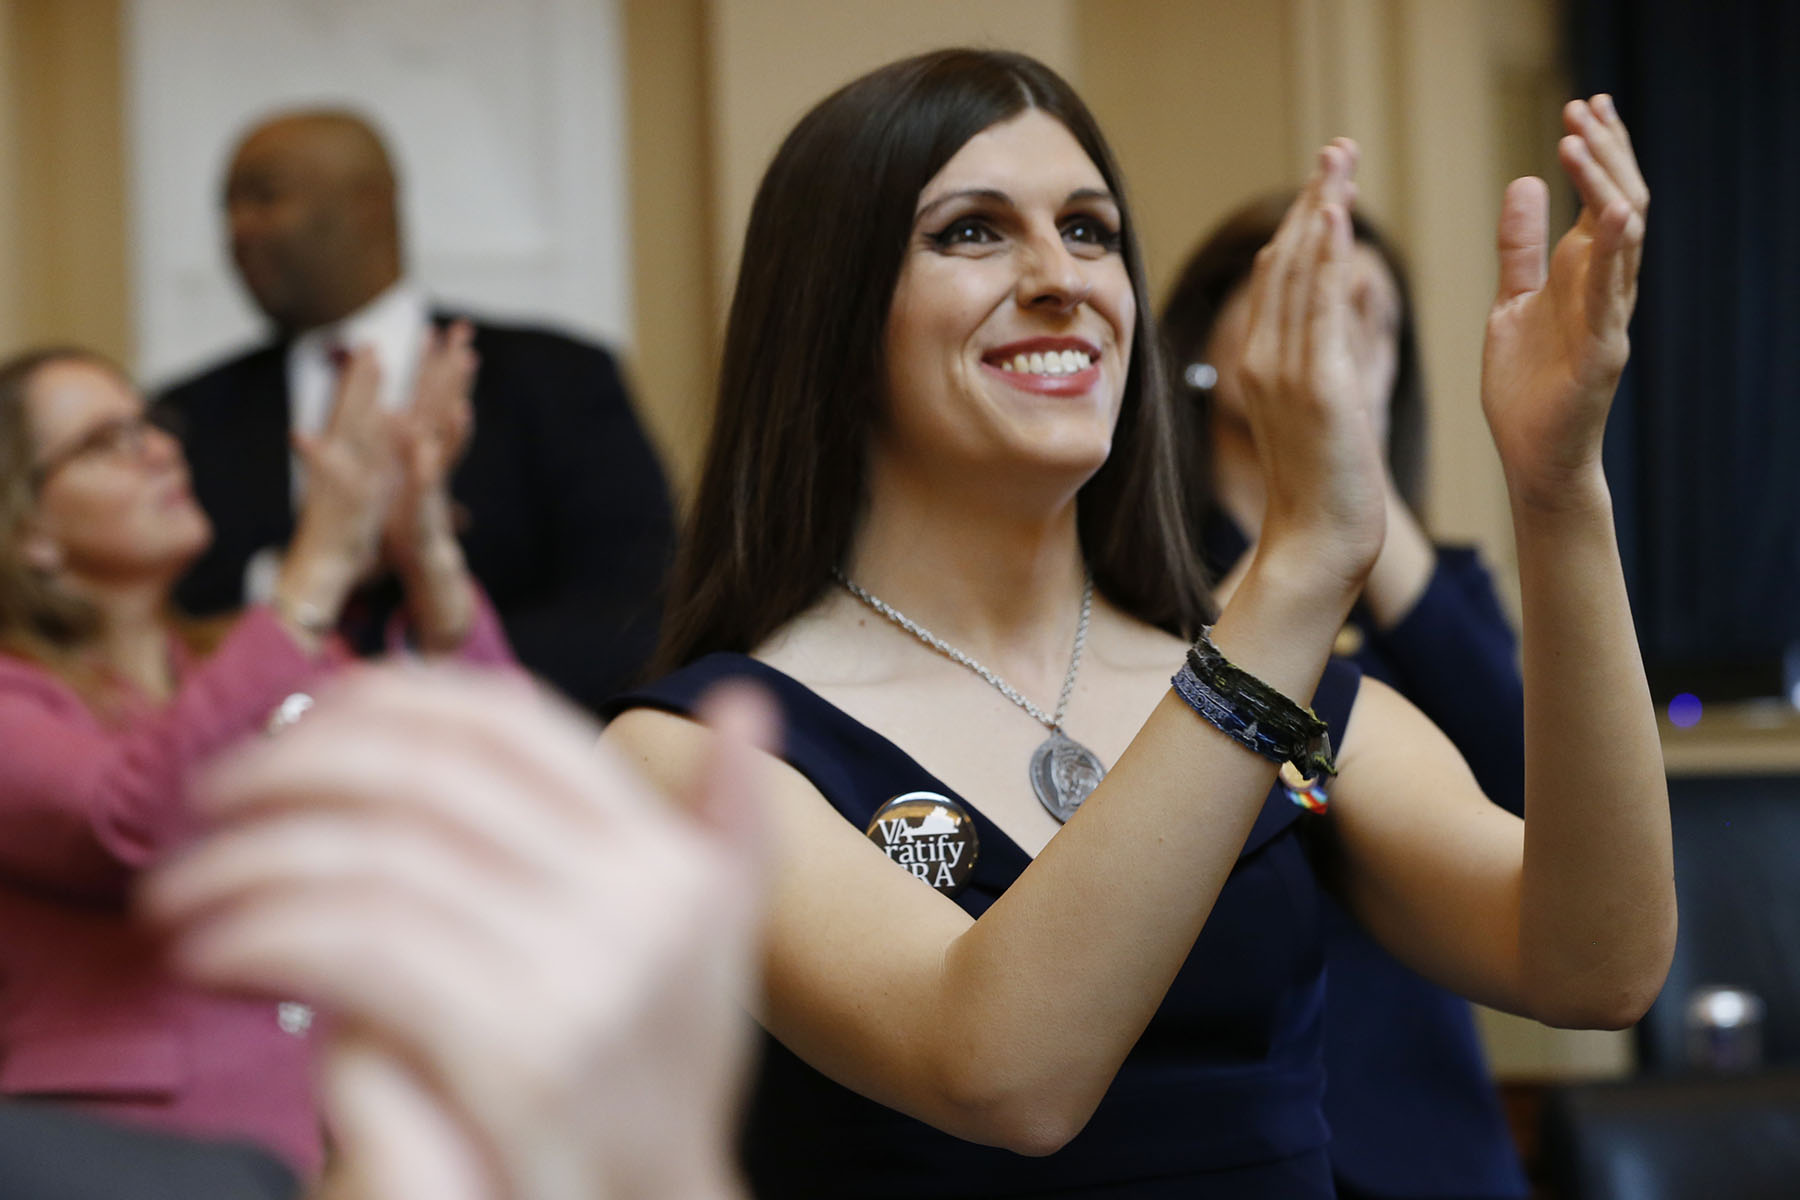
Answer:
[{"left": 143, "top": 666, "right": 774, "bottom": 1200}]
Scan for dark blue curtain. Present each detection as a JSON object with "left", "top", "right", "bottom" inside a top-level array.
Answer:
[{"left": 1573, "top": 0, "right": 1800, "bottom": 697}]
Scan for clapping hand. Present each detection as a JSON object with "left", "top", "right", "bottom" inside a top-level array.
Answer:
[
  {"left": 383, "top": 321, "right": 479, "bottom": 650},
  {"left": 273, "top": 349, "right": 403, "bottom": 647},
  {"left": 1482, "top": 95, "right": 1647, "bottom": 511},
  {"left": 1232, "top": 138, "right": 1389, "bottom": 592},
  {"left": 384, "top": 321, "right": 476, "bottom": 574},
  {"left": 295, "top": 348, "right": 401, "bottom": 576}
]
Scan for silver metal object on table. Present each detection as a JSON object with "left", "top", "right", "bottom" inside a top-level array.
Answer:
[{"left": 1684, "top": 985, "right": 1765, "bottom": 1072}]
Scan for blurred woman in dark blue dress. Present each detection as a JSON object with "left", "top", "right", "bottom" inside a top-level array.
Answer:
[{"left": 1165, "top": 197, "right": 1530, "bottom": 1200}]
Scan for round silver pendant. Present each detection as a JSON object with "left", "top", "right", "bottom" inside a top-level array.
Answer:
[{"left": 1029, "top": 732, "right": 1107, "bottom": 823}]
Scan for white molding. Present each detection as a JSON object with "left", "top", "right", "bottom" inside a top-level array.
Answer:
[{"left": 125, "top": 0, "right": 630, "bottom": 384}]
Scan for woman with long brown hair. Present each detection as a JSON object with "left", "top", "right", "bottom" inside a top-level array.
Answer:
[
  {"left": 0, "top": 333, "right": 511, "bottom": 1175},
  {"left": 605, "top": 49, "right": 1669, "bottom": 1197}
]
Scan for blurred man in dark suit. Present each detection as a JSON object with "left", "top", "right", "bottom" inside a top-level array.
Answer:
[{"left": 160, "top": 110, "right": 673, "bottom": 711}]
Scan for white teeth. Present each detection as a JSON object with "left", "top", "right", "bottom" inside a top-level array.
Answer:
[{"left": 995, "top": 349, "right": 1093, "bottom": 375}]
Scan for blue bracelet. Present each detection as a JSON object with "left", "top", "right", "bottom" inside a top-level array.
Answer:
[{"left": 1171, "top": 632, "right": 1336, "bottom": 779}]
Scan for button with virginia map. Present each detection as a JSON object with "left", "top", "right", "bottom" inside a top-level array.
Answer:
[{"left": 864, "top": 791, "right": 980, "bottom": 896}]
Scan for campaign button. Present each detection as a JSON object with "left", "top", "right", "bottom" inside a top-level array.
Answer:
[{"left": 865, "top": 791, "right": 979, "bottom": 896}]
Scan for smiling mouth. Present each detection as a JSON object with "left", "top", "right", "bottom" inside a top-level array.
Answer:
[
  {"left": 982, "top": 337, "right": 1102, "bottom": 378},
  {"left": 981, "top": 340, "right": 1103, "bottom": 391}
]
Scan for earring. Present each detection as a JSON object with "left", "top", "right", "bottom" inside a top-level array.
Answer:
[
  {"left": 22, "top": 536, "right": 63, "bottom": 575},
  {"left": 1184, "top": 362, "right": 1218, "bottom": 391}
]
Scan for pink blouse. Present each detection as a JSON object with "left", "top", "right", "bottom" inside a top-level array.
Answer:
[{"left": 0, "top": 598, "right": 515, "bottom": 1174}]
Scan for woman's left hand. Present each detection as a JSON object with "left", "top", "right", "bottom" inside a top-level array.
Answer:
[
  {"left": 1482, "top": 95, "right": 1647, "bottom": 511},
  {"left": 385, "top": 322, "right": 479, "bottom": 650},
  {"left": 386, "top": 321, "right": 476, "bottom": 556}
]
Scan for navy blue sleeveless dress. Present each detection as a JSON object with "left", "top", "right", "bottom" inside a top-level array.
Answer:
[{"left": 607, "top": 652, "right": 1362, "bottom": 1199}]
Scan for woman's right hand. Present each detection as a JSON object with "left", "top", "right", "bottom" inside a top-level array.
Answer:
[
  {"left": 273, "top": 349, "right": 399, "bottom": 647},
  {"left": 1230, "top": 139, "right": 1388, "bottom": 595}
]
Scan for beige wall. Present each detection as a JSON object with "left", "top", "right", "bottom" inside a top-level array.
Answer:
[
  {"left": 622, "top": 0, "right": 717, "bottom": 499},
  {"left": 0, "top": 0, "right": 131, "bottom": 364},
  {"left": 1075, "top": 1, "right": 1301, "bottom": 297},
  {"left": 0, "top": 2, "right": 21, "bottom": 349}
]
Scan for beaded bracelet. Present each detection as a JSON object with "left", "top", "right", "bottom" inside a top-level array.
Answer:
[{"left": 1170, "top": 627, "right": 1337, "bottom": 779}]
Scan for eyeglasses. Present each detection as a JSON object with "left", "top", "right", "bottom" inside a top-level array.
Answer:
[{"left": 29, "top": 408, "right": 184, "bottom": 493}]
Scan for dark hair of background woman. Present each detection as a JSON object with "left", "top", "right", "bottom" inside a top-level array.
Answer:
[
  {"left": 1159, "top": 192, "right": 1429, "bottom": 516},
  {"left": 656, "top": 48, "right": 1216, "bottom": 673}
]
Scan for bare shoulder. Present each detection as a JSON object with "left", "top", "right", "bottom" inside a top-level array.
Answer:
[
  {"left": 601, "top": 706, "right": 715, "bottom": 803},
  {"left": 605, "top": 700, "right": 860, "bottom": 859},
  {"left": 602, "top": 595, "right": 880, "bottom": 798}
]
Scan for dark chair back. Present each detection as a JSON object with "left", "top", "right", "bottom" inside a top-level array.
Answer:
[
  {"left": 1635, "top": 773, "right": 1800, "bottom": 1072},
  {"left": 0, "top": 1101, "right": 298, "bottom": 1200},
  {"left": 1539, "top": 1071, "right": 1800, "bottom": 1200}
]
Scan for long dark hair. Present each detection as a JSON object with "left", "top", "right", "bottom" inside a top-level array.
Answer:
[
  {"left": 1160, "top": 192, "right": 1429, "bottom": 515},
  {"left": 657, "top": 48, "right": 1213, "bottom": 671}
]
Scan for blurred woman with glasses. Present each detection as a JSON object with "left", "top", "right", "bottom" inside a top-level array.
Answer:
[{"left": 0, "top": 334, "right": 512, "bottom": 1177}]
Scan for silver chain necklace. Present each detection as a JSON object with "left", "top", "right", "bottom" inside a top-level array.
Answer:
[{"left": 835, "top": 571, "right": 1108, "bottom": 823}]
